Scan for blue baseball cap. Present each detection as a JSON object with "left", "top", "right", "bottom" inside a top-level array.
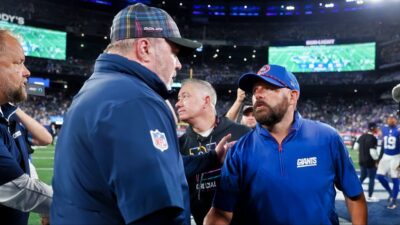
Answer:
[
  {"left": 238, "top": 64, "right": 300, "bottom": 93},
  {"left": 110, "top": 3, "right": 201, "bottom": 53}
]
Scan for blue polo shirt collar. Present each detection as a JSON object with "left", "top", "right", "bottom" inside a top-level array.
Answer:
[{"left": 256, "top": 111, "right": 303, "bottom": 138}]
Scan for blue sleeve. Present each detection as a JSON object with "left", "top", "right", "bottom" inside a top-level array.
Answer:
[
  {"left": 182, "top": 151, "right": 219, "bottom": 177},
  {"left": 91, "top": 99, "right": 188, "bottom": 224},
  {"left": 0, "top": 136, "right": 24, "bottom": 185},
  {"left": 212, "top": 144, "right": 241, "bottom": 212},
  {"left": 332, "top": 133, "right": 363, "bottom": 198}
]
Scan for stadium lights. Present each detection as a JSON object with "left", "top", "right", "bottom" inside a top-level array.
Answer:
[
  {"left": 228, "top": 55, "right": 232, "bottom": 59},
  {"left": 286, "top": 6, "right": 295, "bottom": 10},
  {"left": 104, "top": 36, "right": 107, "bottom": 40},
  {"left": 162, "top": 1, "right": 165, "bottom": 5},
  {"left": 253, "top": 49, "right": 256, "bottom": 53},
  {"left": 252, "top": 54, "right": 256, "bottom": 58},
  {"left": 233, "top": 45, "right": 237, "bottom": 48},
  {"left": 244, "top": 5, "right": 248, "bottom": 9},
  {"left": 179, "top": 2, "right": 183, "bottom": 7},
  {"left": 193, "top": 54, "right": 197, "bottom": 58},
  {"left": 325, "top": 3, "right": 335, "bottom": 8},
  {"left": 356, "top": 0, "right": 364, "bottom": 4},
  {"left": 243, "top": 57, "right": 247, "bottom": 61},
  {"left": 81, "top": 33, "right": 85, "bottom": 37},
  {"left": 216, "top": 49, "right": 220, "bottom": 52},
  {"left": 213, "top": 53, "right": 218, "bottom": 58}
]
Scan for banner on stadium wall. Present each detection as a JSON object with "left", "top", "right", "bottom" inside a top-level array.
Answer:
[{"left": 0, "top": 13, "right": 24, "bottom": 25}]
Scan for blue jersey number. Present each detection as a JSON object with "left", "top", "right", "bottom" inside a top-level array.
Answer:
[{"left": 384, "top": 136, "right": 397, "bottom": 150}]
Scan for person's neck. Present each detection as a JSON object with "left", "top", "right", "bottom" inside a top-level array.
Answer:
[
  {"left": 262, "top": 111, "right": 295, "bottom": 144},
  {"left": 191, "top": 113, "right": 217, "bottom": 134},
  {"left": 0, "top": 94, "right": 7, "bottom": 106}
]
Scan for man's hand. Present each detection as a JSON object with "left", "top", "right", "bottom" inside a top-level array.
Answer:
[
  {"left": 236, "top": 88, "right": 246, "bottom": 103},
  {"left": 216, "top": 134, "right": 236, "bottom": 164}
]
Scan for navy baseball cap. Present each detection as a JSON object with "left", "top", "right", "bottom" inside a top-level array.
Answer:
[
  {"left": 110, "top": 3, "right": 201, "bottom": 53},
  {"left": 242, "top": 105, "right": 253, "bottom": 115},
  {"left": 238, "top": 64, "right": 300, "bottom": 93},
  {"left": 368, "top": 122, "right": 377, "bottom": 130}
]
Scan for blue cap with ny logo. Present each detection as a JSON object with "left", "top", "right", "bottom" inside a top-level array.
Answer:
[{"left": 238, "top": 64, "right": 300, "bottom": 93}]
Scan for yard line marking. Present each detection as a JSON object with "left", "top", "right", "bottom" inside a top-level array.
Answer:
[
  {"left": 33, "top": 157, "right": 54, "bottom": 160},
  {"left": 36, "top": 168, "right": 53, "bottom": 171}
]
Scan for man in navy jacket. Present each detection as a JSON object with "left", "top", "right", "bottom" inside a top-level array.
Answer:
[
  {"left": 51, "top": 3, "right": 201, "bottom": 225},
  {"left": 0, "top": 30, "right": 52, "bottom": 225}
]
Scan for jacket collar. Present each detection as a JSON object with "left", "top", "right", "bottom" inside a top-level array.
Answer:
[
  {"left": 256, "top": 111, "right": 303, "bottom": 138},
  {"left": 94, "top": 53, "right": 172, "bottom": 99},
  {"left": 0, "top": 103, "right": 18, "bottom": 123}
]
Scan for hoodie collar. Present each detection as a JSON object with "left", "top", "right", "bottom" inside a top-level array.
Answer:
[{"left": 94, "top": 53, "right": 172, "bottom": 99}]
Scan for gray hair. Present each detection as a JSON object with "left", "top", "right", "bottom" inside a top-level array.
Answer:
[
  {"left": 104, "top": 38, "right": 137, "bottom": 54},
  {"left": 181, "top": 79, "right": 217, "bottom": 106}
]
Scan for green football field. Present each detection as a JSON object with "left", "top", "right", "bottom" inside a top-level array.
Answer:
[
  {"left": 27, "top": 145, "right": 360, "bottom": 225},
  {"left": 269, "top": 43, "right": 375, "bottom": 73},
  {"left": 0, "top": 21, "right": 66, "bottom": 60},
  {"left": 29, "top": 145, "right": 54, "bottom": 225}
]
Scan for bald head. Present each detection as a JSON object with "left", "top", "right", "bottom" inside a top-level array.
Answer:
[
  {"left": 0, "top": 29, "right": 30, "bottom": 104},
  {"left": 0, "top": 30, "right": 20, "bottom": 56}
]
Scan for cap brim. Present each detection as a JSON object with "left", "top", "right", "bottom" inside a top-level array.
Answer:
[
  {"left": 166, "top": 37, "right": 202, "bottom": 56},
  {"left": 238, "top": 73, "right": 285, "bottom": 93},
  {"left": 243, "top": 107, "right": 253, "bottom": 114}
]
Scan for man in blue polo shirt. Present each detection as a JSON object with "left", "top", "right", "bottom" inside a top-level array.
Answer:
[
  {"left": 204, "top": 64, "right": 367, "bottom": 225},
  {"left": 51, "top": 3, "right": 201, "bottom": 225}
]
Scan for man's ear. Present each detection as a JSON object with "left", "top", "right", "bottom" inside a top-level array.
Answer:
[
  {"left": 289, "top": 90, "right": 299, "bottom": 104},
  {"left": 135, "top": 38, "right": 152, "bottom": 63},
  {"left": 204, "top": 95, "right": 212, "bottom": 108}
]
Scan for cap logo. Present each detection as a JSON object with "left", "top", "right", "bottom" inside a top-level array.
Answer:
[
  {"left": 257, "top": 65, "right": 270, "bottom": 75},
  {"left": 144, "top": 27, "right": 163, "bottom": 31}
]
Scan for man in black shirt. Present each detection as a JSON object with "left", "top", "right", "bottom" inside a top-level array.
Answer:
[
  {"left": 354, "top": 122, "right": 379, "bottom": 202},
  {"left": 175, "top": 79, "right": 250, "bottom": 225}
]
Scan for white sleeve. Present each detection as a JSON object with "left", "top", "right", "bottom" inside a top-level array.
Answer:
[
  {"left": 353, "top": 142, "right": 359, "bottom": 151},
  {"left": 0, "top": 174, "right": 52, "bottom": 215},
  {"left": 29, "top": 160, "right": 39, "bottom": 180}
]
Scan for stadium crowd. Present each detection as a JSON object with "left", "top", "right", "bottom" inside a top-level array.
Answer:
[
  {"left": 18, "top": 91, "right": 396, "bottom": 137},
  {"left": 17, "top": 92, "right": 72, "bottom": 127}
]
